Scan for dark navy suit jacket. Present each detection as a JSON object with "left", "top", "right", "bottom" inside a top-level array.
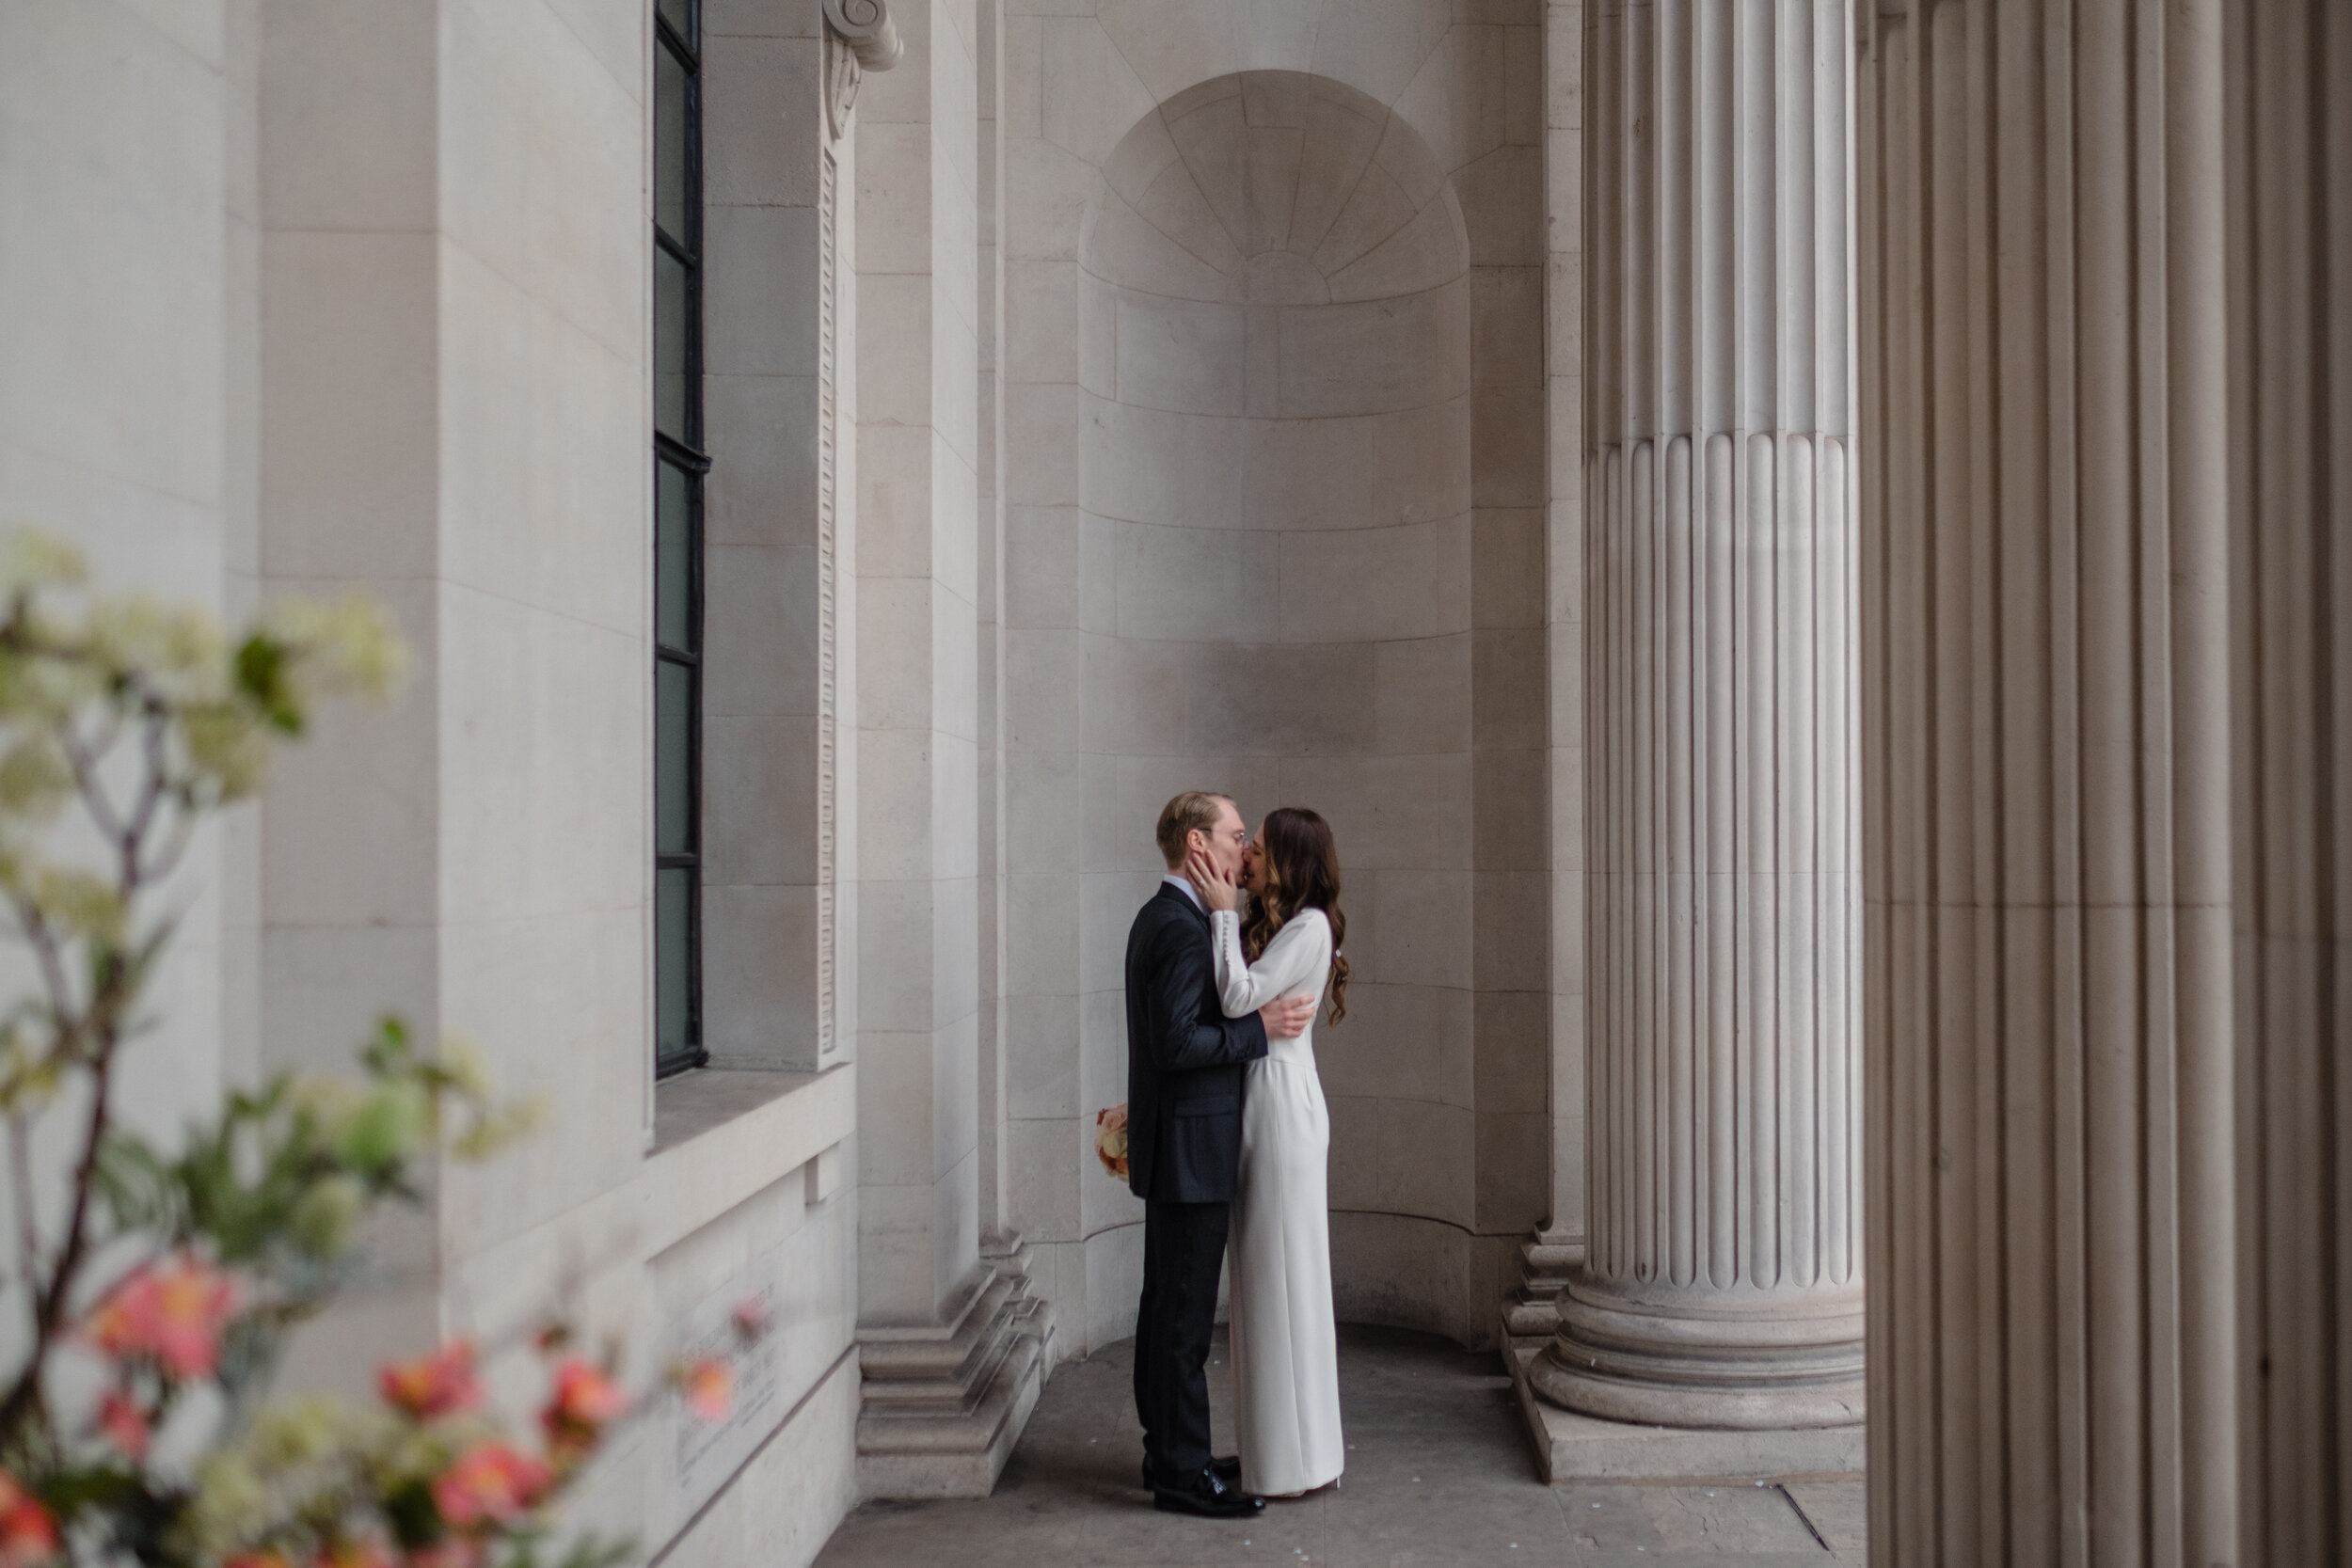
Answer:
[{"left": 1123, "top": 880, "right": 1268, "bottom": 1204}]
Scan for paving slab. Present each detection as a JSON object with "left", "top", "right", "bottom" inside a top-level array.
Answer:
[{"left": 816, "top": 1326, "right": 1867, "bottom": 1566}]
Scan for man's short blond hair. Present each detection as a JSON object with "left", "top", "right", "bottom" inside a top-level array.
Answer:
[{"left": 1155, "top": 791, "right": 1232, "bottom": 868}]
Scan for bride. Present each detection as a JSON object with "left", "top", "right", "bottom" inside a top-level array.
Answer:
[{"left": 1184, "top": 806, "right": 1348, "bottom": 1498}]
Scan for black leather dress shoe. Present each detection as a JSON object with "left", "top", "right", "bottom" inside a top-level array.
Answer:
[
  {"left": 1140, "top": 1454, "right": 1241, "bottom": 1491},
  {"left": 1152, "top": 1464, "right": 1265, "bottom": 1519}
]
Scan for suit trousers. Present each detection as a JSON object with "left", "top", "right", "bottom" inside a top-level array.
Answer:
[{"left": 1134, "top": 1197, "right": 1231, "bottom": 1481}]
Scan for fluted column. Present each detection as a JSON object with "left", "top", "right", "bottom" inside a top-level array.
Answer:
[
  {"left": 2230, "top": 8, "right": 2352, "bottom": 1560},
  {"left": 1529, "top": 0, "right": 1864, "bottom": 1430},
  {"left": 1856, "top": 2, "right": 2237, "bottom": 1562}
]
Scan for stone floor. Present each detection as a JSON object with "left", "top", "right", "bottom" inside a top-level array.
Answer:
[{"left": 817, "top": 1326, "right": 1867, "bottom": 1566}]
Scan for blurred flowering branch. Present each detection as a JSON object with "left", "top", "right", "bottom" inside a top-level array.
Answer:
[{"left": 0, "top": 533, "right": 760, "bottom": 1568}]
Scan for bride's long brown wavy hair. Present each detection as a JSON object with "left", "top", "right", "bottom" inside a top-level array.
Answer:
[{"left": 1240, "top": 806, "right": 1350, "bottom": 1024}]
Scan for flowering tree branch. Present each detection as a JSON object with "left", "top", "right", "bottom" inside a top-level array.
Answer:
[{"left": 0, "top": 534, "right": 760, "bottom": 1568}]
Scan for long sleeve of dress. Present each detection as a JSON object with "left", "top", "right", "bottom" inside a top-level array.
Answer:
[{"left": 1210, "top": 909, "right": 1328, "bottom": 1020}]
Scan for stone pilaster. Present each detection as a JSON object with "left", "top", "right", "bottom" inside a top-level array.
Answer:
[
  {"left": 1855, "top": 1, "right": 2237, "bottom": 1561},
  {"left": 849, "top": 0, "right": 1051, "bottom": 1498},
  {"left": 1529, "top": 0, "right": 1864, "bottom": 1433}
]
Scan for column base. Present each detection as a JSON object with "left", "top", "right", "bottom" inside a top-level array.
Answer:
[
  {"left": 854, "top": 1235, "right": 1057, "bottom": 1498},
  {"left": 1508, "top": 1342, "right": 1864, "bottom": 1481},
  {"left": 1529, "top": 1275, "right": 1865, "bottom": 1430}
]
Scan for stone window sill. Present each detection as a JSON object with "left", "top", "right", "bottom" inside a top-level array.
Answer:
[
  {"left": 645, "top": 1064, "right": 854, "bottom": 1239},
  {"left": 649, "top": 1062, "right": 851, "bottom": 1212},
  {"left": 654, "top": 1066, "right": 821, "bottom": 1150}
]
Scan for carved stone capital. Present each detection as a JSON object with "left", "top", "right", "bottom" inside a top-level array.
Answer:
[
  {"left": 823, "top": 0, "right": 902, "bottom": 71},
  {"left": 822, "top": 0, "right": 901, "bottom": 137}
]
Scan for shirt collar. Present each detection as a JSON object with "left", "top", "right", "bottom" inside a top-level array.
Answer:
[{"left": 1161, "top": 873, "right": 1203, "bottom": 912}]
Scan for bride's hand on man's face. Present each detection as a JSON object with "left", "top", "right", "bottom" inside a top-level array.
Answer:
[{"left": 1184, "top": 845, "right": 1238, "bottom": 912}]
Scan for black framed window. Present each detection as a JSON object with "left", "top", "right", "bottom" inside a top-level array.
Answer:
[{"left": 654, "top": 0, "right": 707, "bottom": 1079}]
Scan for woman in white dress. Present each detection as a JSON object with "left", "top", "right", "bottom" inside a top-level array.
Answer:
[{"left": 1184, "top": 806, "right": 1348, "bottom": 1498}]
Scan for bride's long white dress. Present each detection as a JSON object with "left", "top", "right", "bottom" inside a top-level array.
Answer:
[{"left": 1210, "top": 906, "right": 1343, "bottom": 1497}]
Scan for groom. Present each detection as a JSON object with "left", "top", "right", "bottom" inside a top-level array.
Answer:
[{"left": 1126, "top": 792, "right": 1315, "bottom": 1519}]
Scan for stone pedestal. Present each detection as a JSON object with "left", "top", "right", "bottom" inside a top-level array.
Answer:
[
  {"left": 855, "top": 1235, "right": 1055, "bottom": 1498},
  {"left": 1509, "top": 1342, "right": 1864, "bottom": 1483},
  {"left": 1532, "top": 0, "right": 1864, "bottom": 1433}
]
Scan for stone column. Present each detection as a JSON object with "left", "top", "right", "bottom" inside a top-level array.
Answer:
[
  {"left": 1855, "top": 1, "right": 2236, "bottom": 1562},
  {"left": 1529, "top": 0, "right": 1864, "bottom": 1431},
  {"left": 2229, "top": 6, "right": 2352, "bottom": 1558}
]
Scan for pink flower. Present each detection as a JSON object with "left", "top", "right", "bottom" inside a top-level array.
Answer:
[
  {"left": 0, "top": 1476, "right": 56, "bottom": 1568},
  {"left": 85, "top": 1258, "right": 240, "bottom": 1380},
  {"left": 378, "top": 1341, "right": 481, "bottom": 1419},
  {"left": 539, "top": 1359, "right": 626, "bottom": 1460},
  {"left": 680, "top": 1358, "right": 732, "bottom": 1423},
  {"left": 96, "top": 1388, "right": 150, "bottom": 1461},
  {"left": 729, "top": 1298, "right": 770, "bottom": 1341},
  {"left": 432, "top": 1445, "right": 551, "bottom": 1529}
]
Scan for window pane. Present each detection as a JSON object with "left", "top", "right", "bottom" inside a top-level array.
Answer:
[
  {"left": 656, "top": 657, "right": 695, "bottom": 855},
  {"left": 656, "top": 460, "right": 694, "bottom": 653},
  {"left": 656, "top": 866, "right": 695, "bottom": 1069},
  {"left": 658, "top": 0, "right": 694, "bottom": 46},
  {"left": 655, "top": 245, "right": 691, "bottom": 442},
  {"left": 655, "top": 44, "right": 691, "bottom": 245}
]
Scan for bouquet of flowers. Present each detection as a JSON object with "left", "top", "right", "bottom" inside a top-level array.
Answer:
[{"left": 1093, "top": 1105, "right": 1128, "bottom": 1181}]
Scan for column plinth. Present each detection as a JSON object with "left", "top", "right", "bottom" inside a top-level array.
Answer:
[
  {"left": 1534, "top": 1278, "right": 1863, "bottom": 1430},
  {"left": 1535, "top": 0, "right": 1863, "bottom": 1433}
]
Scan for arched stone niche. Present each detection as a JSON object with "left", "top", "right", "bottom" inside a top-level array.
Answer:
[
  {"left": 997, "top": 25, "right": 1549, "bottom": 1359},
  {"left": 1042, "top": 70, "right": 1500, "bottom": 1349}
]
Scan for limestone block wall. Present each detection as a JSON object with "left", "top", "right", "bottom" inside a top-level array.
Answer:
[
  {"left": 0, "top": 0, "right": 246, "bottom": 1159},
  {"left": 998, "top": 2, "right": 1551, "bottom": 1355},
  {"left": 2, "top": 3, "right": 870, "bottom": 1563}
]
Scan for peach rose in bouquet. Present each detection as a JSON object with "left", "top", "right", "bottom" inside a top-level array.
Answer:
[{"left": 1093, "top": 1104, "right": 1129, "bottom": 1180}]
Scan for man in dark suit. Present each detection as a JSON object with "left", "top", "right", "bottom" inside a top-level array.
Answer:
[{"left": 1127, "top": 791, "right": 1316, "bottom": 1519}]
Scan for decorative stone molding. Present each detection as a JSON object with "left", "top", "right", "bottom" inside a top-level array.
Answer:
[
  {"left": 1500, "top": 1226, "right": 1583, "bottom": 1352},
  {"left": 816, "top": 144, "right": 841, "bottom": 1061},
  {"left": 822, "top": 0, "right": 901, "bottom": 140}
]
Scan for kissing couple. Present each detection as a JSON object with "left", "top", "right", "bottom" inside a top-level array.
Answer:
[{"left": 1124, "top": 791, "right": 1352, "bottom": 1519}]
